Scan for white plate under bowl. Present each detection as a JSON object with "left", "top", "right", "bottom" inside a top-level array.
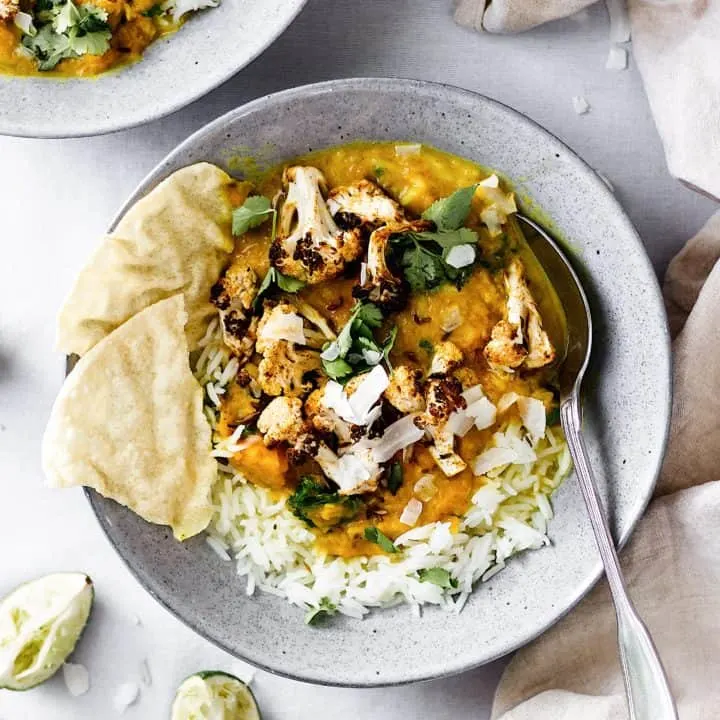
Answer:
[
  {"left": 0, "top": 0, "right": 306, "bottom": 138},
  {"left": 84, "top": 78, "right": 671, "bottom": 687}
]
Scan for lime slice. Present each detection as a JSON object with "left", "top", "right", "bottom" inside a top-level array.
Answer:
[
  {"left": 171, "top": 671, "right": 260, "bottom": 720},
  {"left": 0, "top": 572, "right": 94, "bottom": 691}
]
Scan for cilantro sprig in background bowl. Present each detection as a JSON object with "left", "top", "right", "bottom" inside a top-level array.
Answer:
[{"left": 0, "top": 0, "right": 307, "bottom": 137}]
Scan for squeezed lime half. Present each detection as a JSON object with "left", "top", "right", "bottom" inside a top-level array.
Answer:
[
  {"left": 0, "top": 572, "right": 94, "bottom": 691},
  {"left": 171, "top": 671, "right": 260, "bottom": 720}
]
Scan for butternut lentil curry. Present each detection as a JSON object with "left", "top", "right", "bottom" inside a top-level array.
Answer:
[
  {"left": 210, "top": 142, "right": 567, "bottom": 560},
  {"left": 0, "top": 0, "right": 215, "bottom": 75}
]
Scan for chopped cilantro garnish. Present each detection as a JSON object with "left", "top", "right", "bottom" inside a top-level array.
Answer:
[
  {"left": 288, "top": 476, "right": 361, "bottom": 529},
  {"left": 390, "top": 226, "right": 478, "bottom": 293},
  {"left": 421, "top": 184, "right": 479, "bottom": 232},
  {"left": 20, "top": 0, "right": 111, "bottom": 71},
  {"left": 418, "top": 338, "right": 434, "bottom": 355},
  {"left": 321, "top": 302, "right": 396, "bottom": 382},
  {"left": 418, "top": 568, "right": 458, "bottom": 589},
  {"left": 142, "top": 3, "right": 164, "bottom": 16},
  {"left": 373, "top": 166, "right": 385, "bottom": 178},
  {"left": 305, "top": 597, "right": 337, "bottom": 626},
  {"left": 253, "top": 267, "right": 305, "bottom": 311},
  {"left": 232, "top": 195, "right": 275, "bottom": 236},
  {"left": 364, "top": 526, "right": 398, "bottom": 554},
  {"left": 387, "top": 462, "right": 403, "bottom": 495}
]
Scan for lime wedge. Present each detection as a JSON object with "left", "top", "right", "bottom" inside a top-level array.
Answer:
[
  {"left": 171, "top": 671, "right": 260, "bottom": 720},
  {"left": 0, "top": 573, "right": 94, "bottom": 691}
]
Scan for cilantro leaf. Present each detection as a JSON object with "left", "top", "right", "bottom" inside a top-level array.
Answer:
[
  {"left": 288, "top": 476, "right": 361, "bottom": 528},
  {"left": 419, "top": 339, "right": 434, "bottom": 355},
  {"left": 387, "top": 462, "right": 403, "bottom": 495},
  {"left": 421, "top": 184, "right": 479, "bottom": 231},
  {"left": 142, "top": 3, "right": 164, "bottom": 15},
  {"left": 305, "top": 597, "right": 337, "bottom": 626},
  {"left": 546, "top": 406, "right": 561, "bottom": 426},
  {"left": 232, "top": 195, "right": 275, "bottom": 236},
  {"left": 321, "top": 302, "right": 396, "bottom": 382},
  {"left": 253, "top": 267, "right": 305, "bottom": 311},
  {"left": 418, "top": 568, "right": 458, "bottom": 589},
  {"left": 364, "top": 526, "right": 398, "bottom": 553}
]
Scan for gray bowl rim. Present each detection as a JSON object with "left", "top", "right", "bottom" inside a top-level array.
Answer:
[{"left": 81, "top": 77, "right": 672, "bottom": 687}]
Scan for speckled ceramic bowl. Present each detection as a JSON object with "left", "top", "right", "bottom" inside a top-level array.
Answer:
[
  {"left": 0, "top": 0, "right": 306, "bottom": 138},
  {"left": 85, "top": 78, "right": 671, "bottom": 686}
]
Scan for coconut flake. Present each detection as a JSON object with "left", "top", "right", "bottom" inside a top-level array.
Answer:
[
  {"left": 445, "top": 244, "right": 476, "bottom": 269},
  {"left": 399, "top": 498, "right": 423, "bottom": 526},
  {"left": 495, "top": 429, "right": 537, "bottom": 464},
  {"left": 361, "top": 348, "right": 383, "bottom": 365},
  {"left": 462, "top": 384, "right": 486, "bottom": 405},
  {"left": 606, "top": 44, "right": 628, "bottom": 71},
  {"left": 370, "top": 414, "right": 424, "bottom": 463},
  {"left": 113, "top": 682, "right": 140, "bottom": 714},
  {"left": 466, "top": 396, "right": 497, "bottom": 430},
  {"left": 360, "top": 262, "right": 368, "bottom": 286},
  {"left": 320, "top": 342, "right": 341, "bottom": 361},
  {"left": 572, "top": 96, "right": 591, "bottom": 115},
  {"left": 516, "top": 397, "right": 546, "bottom": 445},
  {"left": 497, "top": 392, "right": 520, "bottom": 414},
  {"left": 14, "top": 11, "right": 36, "bottom": 35},
  {"left": 348, "top": 365, "right": 389, "bottom": 422},
  {"left": 395, "top": 143, "right": 422, "bottom": 156},
  {"left": 440, "top": 306, "right": 463, "bottom": 333},
  {"left": 63, "top": 663, "right": 90, "bottom": 697},
  {"left": 414, "top": 474, "right": 437, "bottom": 501},
  {"left": 606, "top": 0, "right": 631, "bottom": 43},
  {"left": 479, "top": 174, "right": 500, "bottom": 188},
  {"left": 447, "top": 409, "right": 475, "bottom": 437},
  {"left": 472, "top": 447, "right": 518, "bottom": 476},
  {"left": 258, "top": 309, "right": 306, "bottom": 346}
]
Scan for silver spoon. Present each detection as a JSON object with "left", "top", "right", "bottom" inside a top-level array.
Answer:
[{"left": 516, "top": 214, "right": 678, "bottom": 720}]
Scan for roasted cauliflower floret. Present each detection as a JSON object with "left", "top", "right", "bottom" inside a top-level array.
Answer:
[
  {"left": 416, "top": 376, "right": 468, "bottom": 477},
  {"left": 327, "top": 180, "right": 405, "bottom": 230},
  {"left": 484, "top": 258, "right": 556, "bottom": 372},
  {"left": 384, "top": 365, "right": 425, "bottom": 414},
  {"left": 210, "top": 264, "right": 258, "bottom": 361},
  {"left": 257, "top": 341, "right": 321, "bottom": 397},
  {"left": 269, "top": 166, "right": 364, "bottom": 284},
  {"left": 0, "top": 0, "right": 18, "bottom": 20},
  {"left": 304, "top": 388, "right": 354, "bottom": 443},
  {"left": 257, "top": 396, "right": 308, "bottom": 447},
  {"left": 256, "top": 301, "right": 306, "bottom": 353},
  {"left": 429, "top": 341, "right": 463, "bottom": 377},
  {"left": 354, "top": 220, "right": 430, "bottom": 311}
]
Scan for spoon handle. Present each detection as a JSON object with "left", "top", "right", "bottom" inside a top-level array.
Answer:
[{"left": 560, "top": 397, "right": 678, "bottom": 720}]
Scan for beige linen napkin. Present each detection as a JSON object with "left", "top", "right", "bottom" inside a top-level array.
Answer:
[
  {"left": 454, "top": 0, "right": 720, "bottom": 200},
  {"left": 489, "top": 211, "right": 720, "bottom": 719}
]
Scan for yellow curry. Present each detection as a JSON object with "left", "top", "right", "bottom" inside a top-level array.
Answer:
[
  {"left": 0, "top": 0, "right": 201, "bottom": 76},
  {"left": 211, "top": 142, "right": 565, "bottom": 559}
]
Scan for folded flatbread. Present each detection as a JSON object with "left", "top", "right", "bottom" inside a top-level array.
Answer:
[
  {"left": 57, "top": 162, "right": 236, "bottom": 356},
  {"left": 43, "top": 294, "right": 216, "bottom": 541}
]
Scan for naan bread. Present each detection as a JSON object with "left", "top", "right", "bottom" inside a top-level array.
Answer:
[
  {"left": 57, "top": 163, "right": 236, "bottom": 356},
  {"left": 43, "top": 295, "right": 216, "bottom": 541}
]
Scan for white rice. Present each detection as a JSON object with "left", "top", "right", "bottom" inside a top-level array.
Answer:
[{"left": 197, "top": 323, "right": 572, "bottom": 617}]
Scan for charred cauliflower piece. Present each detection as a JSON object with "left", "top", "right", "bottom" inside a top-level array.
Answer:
[
  {"left": 354, "top": 220, "right": 431, "bottom": 311},
  {"left": 257, "top": 396, "right": 308, "bottom": 447},
  {"left": 211, "top": 264, "right": 258, "bottom": 361},
  {"left": 429, "top": 341, "right": 463, "bottom": 377},
  {"left": 0, "top": 0, "right": 18, "bottom": 20},
  {"left": 257, "top": 341, "right": 321, "bottom": 397},
  {"left": 416, "top": 376, "right": 468, "bottom": 477},
  {"left": 304, "top": 388, "right": 355, "bottom": 443},
  {"left": 327, "top": 180, "right": 405, "bottom": 230},
  {"left": 270, "top": 166, "right": 364, "bottom": 284},
  {"left": 484, "top": 258, "right": 556, "bottom": 372},
  {"left": 384, "top": 366, "right": 425, "bottom": 414}
]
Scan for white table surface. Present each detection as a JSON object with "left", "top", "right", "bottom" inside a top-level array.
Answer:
[{"left": 0, "top": 1, "right": 717, "bottom": 718}]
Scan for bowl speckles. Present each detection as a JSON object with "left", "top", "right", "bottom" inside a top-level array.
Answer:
[
  {"left": 85, "top": 78, "right": 671, "bottom": 686},
  {"left": 0, "top": 0, "right": 307, "bottom": 138}
]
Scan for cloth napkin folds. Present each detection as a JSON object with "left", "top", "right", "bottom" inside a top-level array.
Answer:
[
  {"left": 452, "top": 1, "right": 720, "bottom": 717},
  {"left": 454, "top": 0, "right": 720, "bottom": 200}
]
